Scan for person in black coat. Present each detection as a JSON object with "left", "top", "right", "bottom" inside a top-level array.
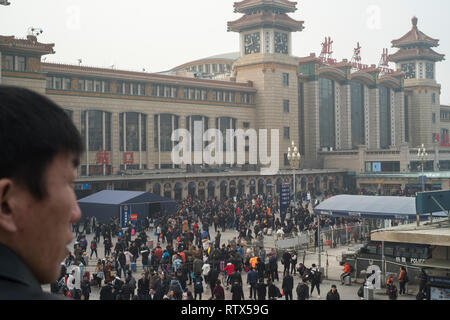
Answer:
[
  {"left": 99, "top": 281, "right": 114, "bottom": 300},
  {"left": 326, "top": 285, "right": 340, "bottom": 300},
  {"left": 153, "top": 272, "right": 170, "bottom": 300},
  {"left": 208, "top": 268, "right": 220, "bottom": 297},
  {"left": 137, "top": 273, "right": 149, "bottom": 300},
  {"left": 282, "top": 271, "right": 294, "bottom": 300},
  {"left": 296, "top": 280, "right": 309, "bottom": 300},
  {"left": 282, "top": 251, "right": 291, "bottom": 274},
  {"left": 268, "top": 281, "right": 281, "bottom": 300},
  {"left": 231, "top": 280, "right": 245, "bottom": 300},
  {"left": 256, "top": 278, "right": 267, "bottom": 300}
]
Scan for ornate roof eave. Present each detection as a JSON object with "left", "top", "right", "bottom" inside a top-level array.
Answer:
[
  {"left": 378, "top": 75, "right": 402, "bottom": 89},
  {"left": 318, "top": 66, "right": 347, "bottom": 82},
  {"left": 349, "top": 71, "right": 376, "bottom": 87},
  {"left": 0, "top": 35, "right": 55, "bottom": 55},
  {"left": 41, "top": 63, "right": 257, "bottom": 92},
  {"left": 227, "top": 11, "right": 304, "bottom": 32},
  {"left": 389, "top": 48, "right": 445, "bottom": 63},
  {"left": 233, "top": 0, "right": 297, "bottom": 14}
]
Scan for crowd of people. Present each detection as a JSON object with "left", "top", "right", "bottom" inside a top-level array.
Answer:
[
  {"left": 49, "top": 192, "right": 419, "bottom": 301},
  {"left": 49, "top": 194, "right": 357, "bottom": 300}
]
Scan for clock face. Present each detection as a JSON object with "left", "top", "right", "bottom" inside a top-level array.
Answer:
[
  {"left": 401, "top": 63, "right": 416, "bottom": 79},
  {"left": 274, "top": 32, "right": 288, "bottom": 54},
  {"left": 244, "top": 32, "right": 261, "bottom": 55}
]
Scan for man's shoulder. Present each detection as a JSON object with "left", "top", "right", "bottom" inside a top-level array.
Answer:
[{"left": 0, "top": 278, "right": 67, "bottom": 300}]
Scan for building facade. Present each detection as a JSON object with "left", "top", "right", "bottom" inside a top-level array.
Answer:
[{"left": 0, "top": 0, "right": 448, "bottom": 198}]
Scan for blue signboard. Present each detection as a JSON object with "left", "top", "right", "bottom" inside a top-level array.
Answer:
[
  {"left": 372, "top": 162, "right": 381, "bottom": 172},
  {"left": 120, "top": 204, "right": 131, "bottom": 228},
  {"left": 280, "top": 183, "right": 290, "bottom": 214}
]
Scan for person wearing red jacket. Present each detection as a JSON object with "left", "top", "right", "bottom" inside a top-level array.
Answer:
[
  {"left": 222, "top": 262, "right": 235, "bottom": 287},
  {"left": 340, "top": 262, "right": 351, "bottom": 284}
]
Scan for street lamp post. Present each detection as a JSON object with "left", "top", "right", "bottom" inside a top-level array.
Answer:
[
  {"left": 417, "top": 144, "right": 428, "bottom": 226},
  {"left": 287, "top": 140, "right": 301, "bottom": 208}
]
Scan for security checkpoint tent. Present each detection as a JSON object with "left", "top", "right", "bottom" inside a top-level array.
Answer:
[
  {"left": 313, "top": 195, "right": 448, "bottom": 221},
  {"left": 78, "top": 190, "right": 176, "bottom": 224}
]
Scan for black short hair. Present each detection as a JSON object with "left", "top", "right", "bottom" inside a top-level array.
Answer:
[{"left": 0, "top": 85, "right": 83, "bottom": 200}]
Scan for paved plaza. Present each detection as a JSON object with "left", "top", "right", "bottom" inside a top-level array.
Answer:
[{"left": 42, "top": 222, "right": 418, "bottom": 300}]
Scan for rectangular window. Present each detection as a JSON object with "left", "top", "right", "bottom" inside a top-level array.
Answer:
[
  {"left": 4, "top": 55, "right": 14, "bottom": 70},
  {"left": 243, "top": 122, "right": 250, "bottom": 128},
  {"left": 282, "top": 73, "right": 289, "bottom": 87},
  {"left": 103, "top": 81, "right": 110, "bottom": 93},
  {"left": 16, "top": 56, "right": 26, "bottom": 71},
  {"left": 283, "top": 127, "right": 290, "bottom": 139},
  {"left": 63, "top": 78, "right": 71, "bottom": 90},
  {"left": 116, "top": 81, "right": 123, "bottom": 94},
  {"left": 432, "top": 113, "right": 436, "bottom": 124},
  {"left": 284, "top": 153, "right": 289, "bottom": 166},
  {"left": 205, "top": 64, "right": 210, "bottom": 74},
  {"left": 86, "top": 80, "right": 94, "bottom": 92},
  {"left": 94, "top": 80, "right": 101, "bottom": 92},
  {"left": 212, "top": 64, "right": 218, "bottom": 73},
  {"left": 54, "top": 77, "right": 62, "bottom": 89},
  {"left": 78, "top": 79, "right": 85, "bottom": 91},
  {"left": 46, "top": 77, "right": 53, "bottom": 89},
  {"left": 124, "top": 82, "right": 130, "bottom": 95},
  {"left": 283, "top": 99, "right": 290, "bottom": 113},
  {"left": 132, "top": 83, "right": 138, "bottom": 95},
  {"left": 432, "top": 93, "right": 436, "bottom": 104}
]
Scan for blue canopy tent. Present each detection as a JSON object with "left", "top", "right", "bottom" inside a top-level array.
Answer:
[
  {"left": 78, "top": 190, "right": 176, "bottom": 225},
  {"left": 313, "top": 195, "right": 448, "bottom": 221}
]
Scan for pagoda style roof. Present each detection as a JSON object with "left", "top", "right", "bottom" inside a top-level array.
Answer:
[
  {"left": 389, "top": 47, "right": 445, "bottom": 63},
  {"left": 228, "top": 10, "right": 304, "bottom": 32},
  {"left": 392, "top": 17, "right": 440, "bottom": 48},
  {"left": 0, "top": 35, "right": 55, "bottom": 55},
  {"left": 233, "top": 0, "right": 297, "bottom": 14}
]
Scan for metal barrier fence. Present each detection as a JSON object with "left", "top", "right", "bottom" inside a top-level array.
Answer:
[{"left": 274, "top": 223, "right": 376, "bottom": 250}]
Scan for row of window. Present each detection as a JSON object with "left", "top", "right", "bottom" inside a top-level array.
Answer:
[
  {"left": 46, "top": 76, "right": 253, "bottom": 104},
  {"left": 74, "top": 110, "right": 250, "bottom": 153},
  {"left": 187, "top": 63, "right": 232, "bottom": 74},
  {"left": 2, "top": 54, "right": 26, "bottom": 72}
]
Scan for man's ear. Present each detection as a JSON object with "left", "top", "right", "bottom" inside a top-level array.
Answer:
[{"left": 0, "top": 179, "right": 19, "bottom": 233}]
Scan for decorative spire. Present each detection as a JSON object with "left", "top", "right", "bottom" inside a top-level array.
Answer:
[{"left": 412, "top": 16, "right": 418, "bottom": 28}]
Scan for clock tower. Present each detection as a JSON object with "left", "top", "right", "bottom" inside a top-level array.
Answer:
[
  {"left": 228, "top": 0, "right": 305, "bottom": 170},
  {"left": 390, "top": 17, "right": 445, "bottom": 148}
]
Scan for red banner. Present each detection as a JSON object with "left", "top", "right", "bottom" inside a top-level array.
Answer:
[
  {"left": 124, "top": 152, "right": 134, "bottom": 164},
  {"left": 96, "top": 150, "right": 110, "bottom": 165},
  {"left": 130, "top": 214, "right": 138, "bottom": 221}
]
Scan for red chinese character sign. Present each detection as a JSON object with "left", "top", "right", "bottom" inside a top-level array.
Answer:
[
  {"left": 378, "top": 48, "right": 394, "bottom": 75},
  {"left": 124, "top": 152, "right": 134, "bottom": 165},
  {"left": 96, "top": 150, "right": 110, "bottom": 165},
  {"left": 319, "top": 36, "right": 337, "bottom": 65},
  {"left": 351, "top": 42, "right": 369, "bottom": 71}
]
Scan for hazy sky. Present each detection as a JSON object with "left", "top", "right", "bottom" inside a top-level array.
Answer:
[{"left": 1, "top": 0, "right": 449, "bottom": 103}]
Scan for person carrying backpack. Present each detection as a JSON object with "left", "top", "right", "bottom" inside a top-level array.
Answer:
[{"left": 193, "top": 274, "right": 204, "bottom": 300}]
